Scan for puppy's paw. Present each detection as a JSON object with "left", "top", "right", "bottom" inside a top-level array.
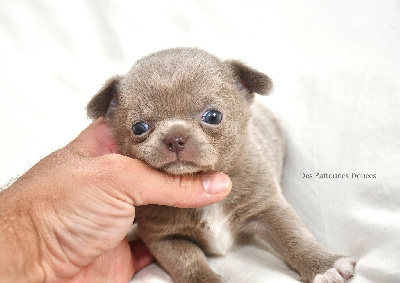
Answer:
[
  {"left": 186, "top": 272, "right": 222, "bottom": 283},
  {"left": 313, "top": 257, "right": 356, "bottom": 283}
]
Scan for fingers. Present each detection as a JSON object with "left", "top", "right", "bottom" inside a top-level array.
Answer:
[
  {"left": 130, "top": 239, "right": 155, "bottom": 273},
  {"left": 69, "top": 239, "right": 135, "bottom": 282},
  {"left": 69, "top": 118, "right": 119, "bottom": 157},
  {"left": 99, "top": 155, "right": 232, "bottom": 208},
  {"left": 71, "top": 119, "right": 232, "bottom": 208}
]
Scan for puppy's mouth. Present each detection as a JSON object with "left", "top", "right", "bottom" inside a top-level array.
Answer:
[{"left": 161, "top": 160, "right": 212, "bottom": 175}]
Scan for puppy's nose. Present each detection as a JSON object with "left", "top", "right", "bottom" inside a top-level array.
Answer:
[{"left": 164, "top": 135, "right": 187, "bottom": 153}]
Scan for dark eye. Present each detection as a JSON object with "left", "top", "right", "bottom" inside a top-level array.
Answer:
[
  {"left": 132, "top": 121, "right": 150, "bottom": 136},
  {"left": 202, "top": 110, "right": 223, "bottom": 125}
]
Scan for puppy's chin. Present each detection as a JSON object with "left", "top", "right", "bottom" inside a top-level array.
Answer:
[{"left": 161, "top": 161, "right": 213, "bottom": 175}]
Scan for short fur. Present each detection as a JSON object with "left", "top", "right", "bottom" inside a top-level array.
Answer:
[{"left": 87, "top": 47, "right": 356, "bottom": 282}]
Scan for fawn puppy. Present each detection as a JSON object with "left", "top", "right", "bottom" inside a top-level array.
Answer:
[{"left": 87, "top": 47, "right": 356, "bottom": 282}]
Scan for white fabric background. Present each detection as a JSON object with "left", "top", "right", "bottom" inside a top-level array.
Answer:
[{"left": 1, "top": 1, "right": 399, "bottom": 282}]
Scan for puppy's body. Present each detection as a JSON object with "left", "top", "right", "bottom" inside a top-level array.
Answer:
[{"left": 87, "top": 47, "right": 356, "bottom": 282}]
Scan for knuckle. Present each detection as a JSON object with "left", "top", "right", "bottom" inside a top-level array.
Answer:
[
  {"left": 89, "top": 154, "right": 125, "bottom": 182},
  {"left": 96, "top": 153, "right": 135, "bottom": 175},
  {"left": 98, "top": 153, "right": 122, "bottom": 168},
  {"left": 170, "top": 174, "right": 199, "bottom": 192}
]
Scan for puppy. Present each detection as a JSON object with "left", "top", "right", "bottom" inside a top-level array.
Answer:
[{"left": 87, "top": 47, "right": 356, "bottom": 282}]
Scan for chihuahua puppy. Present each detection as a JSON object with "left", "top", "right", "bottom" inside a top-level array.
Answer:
[{"left": 87, "top": 47, "right": 356, "bottom": 282}]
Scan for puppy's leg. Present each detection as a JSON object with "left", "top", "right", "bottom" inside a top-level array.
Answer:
[
  {"left": 251, "top": 194, "right": 356, "bottom": 282},
  {"left": 149, "top": 238, "right": 222, "bottom": 283}
]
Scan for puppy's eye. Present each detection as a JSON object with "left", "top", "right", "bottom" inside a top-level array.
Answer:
[
  {"left": 132, "top": 122, "right": 150, "bottom": 136},
  {"left": 202, "top": 110, "right": 223, "bottom": 125}
]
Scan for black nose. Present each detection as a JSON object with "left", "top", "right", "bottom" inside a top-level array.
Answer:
[{"left": 164, "top": 135, "right": 187, "bottom": 153}]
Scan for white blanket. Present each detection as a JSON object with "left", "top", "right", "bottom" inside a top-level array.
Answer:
[{"left": 1, "top": 1, "right": 399, "bottom": 282}]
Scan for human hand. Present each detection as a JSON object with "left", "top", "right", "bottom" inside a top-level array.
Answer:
[{"left": 0, "top": 118, "right": 232, "bottom": 282}]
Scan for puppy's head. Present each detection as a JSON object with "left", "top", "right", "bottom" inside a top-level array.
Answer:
[{"left": 87, "top": 47, "right": 272, "bottom": 175}]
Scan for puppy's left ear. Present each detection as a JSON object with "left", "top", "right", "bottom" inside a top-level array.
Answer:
[{"left": 225, "top": 60, "right": 273, "bottom": 101}]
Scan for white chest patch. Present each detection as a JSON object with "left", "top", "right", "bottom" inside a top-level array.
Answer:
[{"left": 201, "top": 203, "right": 234, "bottom": 256}]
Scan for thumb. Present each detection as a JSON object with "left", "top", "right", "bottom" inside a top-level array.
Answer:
[
  {"left": 70, "top": 118, "right": 232, "bottom": 208},
  {"left": 102, "top": 156, "right": 232, "bottom": 208}
]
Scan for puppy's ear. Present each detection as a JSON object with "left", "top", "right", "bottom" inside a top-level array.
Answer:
[
  {"left": 225, "top": 60, "right": 273, "bottom": 101},
  {"left": 87, "top": 76, "right": 121, "bottom": 120}
]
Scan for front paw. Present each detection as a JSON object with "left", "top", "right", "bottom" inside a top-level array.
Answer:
[
  {"left": 182, "top": 271, "right": 222, "bottom": 283},
  {"left": 312, "top": 257, "right": 356, "bottom": 283}
]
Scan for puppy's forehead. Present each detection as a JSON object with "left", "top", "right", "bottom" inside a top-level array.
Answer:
[{"left": 120, "top": 48, "right": 233, "bottom": 118}]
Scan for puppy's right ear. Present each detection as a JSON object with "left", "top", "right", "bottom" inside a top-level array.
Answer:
[{"left": 87, "top": 76, "right": 121, "bottom": 120}]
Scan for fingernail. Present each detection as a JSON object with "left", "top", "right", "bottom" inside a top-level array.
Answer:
[{"left": 202, "top": 173, "right": 231, "bottom": 195}]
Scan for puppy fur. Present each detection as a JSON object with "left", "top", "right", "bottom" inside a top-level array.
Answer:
[{"left": 87, "top": 47, "right": 356, "bottom": 282}]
